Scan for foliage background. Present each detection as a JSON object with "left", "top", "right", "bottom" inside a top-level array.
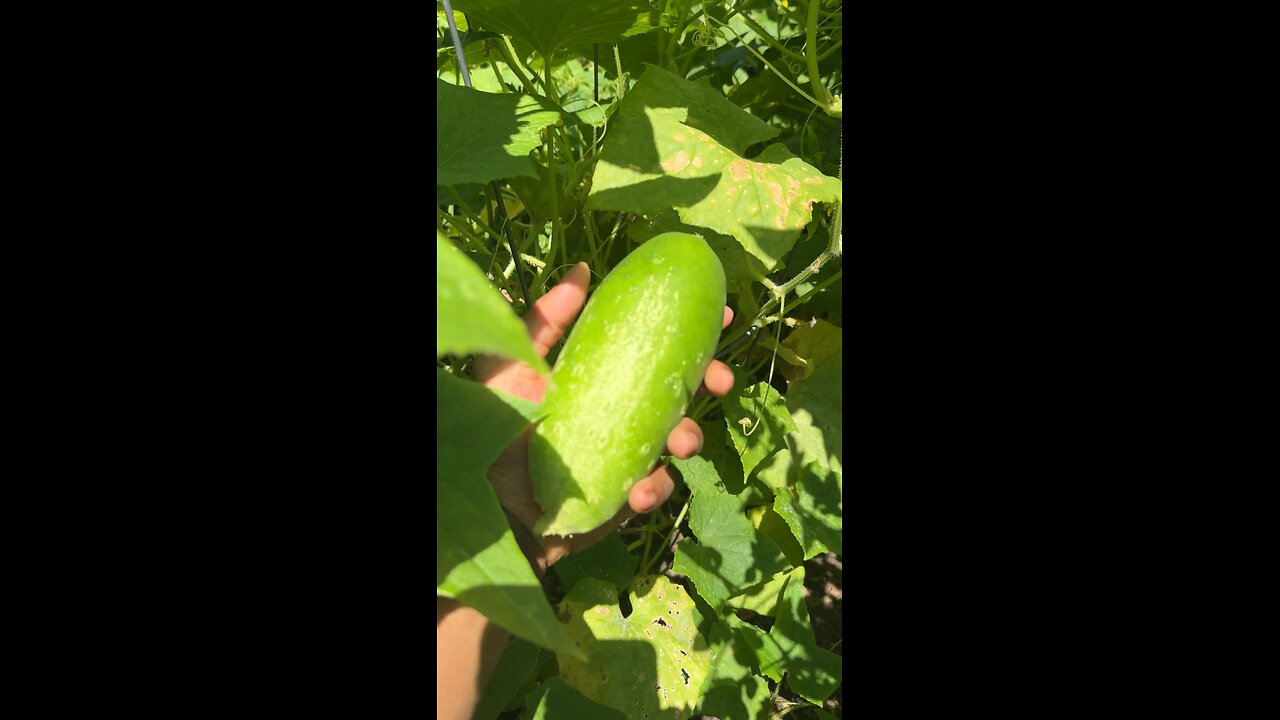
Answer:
[{"left": 437, "top": 2, "right": 842, "bottom": 718}]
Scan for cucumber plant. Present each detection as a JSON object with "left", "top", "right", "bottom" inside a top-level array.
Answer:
[{"left": 437, "top": 2, "right": 842, "bottom": 718}]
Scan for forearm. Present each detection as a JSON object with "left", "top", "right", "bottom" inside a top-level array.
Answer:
[{"left": 436, "top": 597, "right": 510, "bottom": 720}]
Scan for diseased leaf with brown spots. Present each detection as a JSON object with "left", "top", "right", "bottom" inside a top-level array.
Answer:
[
  {"left": 555, "top": 575, "right": 713, "bottom": 720},
  {"left": 587, "top": 64, "right": 841, "bottom": 270}
]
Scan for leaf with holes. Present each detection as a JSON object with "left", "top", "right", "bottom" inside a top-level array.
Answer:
[
  {"left": 436, "top": 79, "right": 562, "bottom": 187},
  {"left": 555, "top": 575, "right": 713, "bottom": 720},
  {"left": 670, "top": 456, "right": 788, "bottom": 611},
  {"left": 587, "top": 64, "right": 840, "bottom": 270}
]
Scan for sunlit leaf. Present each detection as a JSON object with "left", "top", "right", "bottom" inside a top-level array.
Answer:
[
  {"left": 436, "top": 79, "right": 562, "bottom": 187},
  {"left": 555, "top": 576, "right": 713, "bottom": 720},
  {"left": 437, "top": 232, "right": 547, "bottom": 372},
  {"left": 725, "top": 382, "right": 797, "bottom": 481},
  {"left": 436, "top": 370, "right": 579, "bottom": 658},
  {"left": 670, "top": 456, "right": 788, "bottom": 611},
  {"left": 587, "top": 64, "right": 840, "bottom": 270}
]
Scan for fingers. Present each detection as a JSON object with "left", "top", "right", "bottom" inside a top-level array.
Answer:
[
  {"left": 666, "top": 417, "right": 704, "bottom": 459},
  {"left": 700, "top": 360, "right": 735, "bottom": 397},
  {"left": 526, "top": 262, "right": 590, "bottom": 357},
  {"left": 629, "top": 465, "right": 676, "bottom": 514},
  {"left": 722, "top": 306, "right": 734, "bottom": 329}
]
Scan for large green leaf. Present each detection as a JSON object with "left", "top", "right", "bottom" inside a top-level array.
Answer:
[
  {"left": 555, "top": 575, "right": 713, "bottom": 720},
  {"left": 521, "top": 677, "right": 627, "bottom": 720},
  {"left": 670, "top": 456, "right": 788, "bottom": 611},
  {"left": 696, "top": 619, "right": 772, "bottom": 720},
  {"left": 436, "top": 232, "right": 547, "bottom": 372},
  {"left": 726, "top": 382, "right": 797, "bottom": 481},
  {"left": 436, "top": 79, "right": 562, "bottom": 187},
  {"left": 454, "top": 0, "right": 656, "bottom": 60},
  {"left": 435, "top": 370, "right": 580, "bottom": 659},
  {"left": 724, "top": 564, "right": 798, "bottom": 617},
  {"left": 552, "top": 530, "right": 636, "bottom": 595},
  {"left": 587, "top": 64, "right": 840, "bottom": 270}
]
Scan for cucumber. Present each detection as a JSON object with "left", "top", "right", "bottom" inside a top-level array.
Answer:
[{"left": 530, "top": 232, "right": 727, "bottom": 536}]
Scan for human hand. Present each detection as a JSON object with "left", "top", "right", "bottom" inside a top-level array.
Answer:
[{"left": 473, "top": 261, "right": 735, "bottom": 573}]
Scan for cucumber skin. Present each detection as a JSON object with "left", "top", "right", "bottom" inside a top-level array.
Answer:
[{"left": 530, "top": 233, "right": 727, "bottom": 536}]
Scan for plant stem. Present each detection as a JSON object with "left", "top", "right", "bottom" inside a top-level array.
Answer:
[
  {"left": 739, "top": 13, "right": 807, "bottom": 63},
  {"left": 640, "top": 496, "right": 690, "bottom": 575},
  {"left": 613, "top": 45, "right": 626, "bottom": 100},
  {"left": 496, "top": 35, "right": 537, "bottom": 94},
  {"left": 805, "top": 0, "right": 833, "bottom": 106}
]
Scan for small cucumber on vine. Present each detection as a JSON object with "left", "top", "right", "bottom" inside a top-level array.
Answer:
[{"left": 530, "top": 232, "right": 727, "bottom": 536}]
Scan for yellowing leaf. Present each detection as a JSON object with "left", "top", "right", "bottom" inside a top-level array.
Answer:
[
  {"left": 556, "top": 576, "right": 713, "bottom": 720},
  {"left": 588, "top": 64, "right": 841, "bottom": 270}
]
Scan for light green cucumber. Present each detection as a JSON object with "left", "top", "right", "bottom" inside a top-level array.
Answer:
[{"left": 530, "top": 232, "right": 727, "bottom": 536}]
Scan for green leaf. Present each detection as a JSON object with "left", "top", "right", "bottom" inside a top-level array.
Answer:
[
  {"left": 475, "top": 638, "right": 543, "bottom": 720},
  {"left": 555, "top": 576, "right": 713, "bottom": 720},
  {"left": 670, "top": 456, "right": 788, "bottom": 611},
  {"left": 770, "top": 568, "right": 842, "bottom": 705},
  {"left": 521, "top": 677, "right": 627, "bottom": 720},
  {"left": 587, "top": 64, "right": 840, "bottom": 270},
  {"left": 454, "top": 0, "right": 657, "bottom": 61},
  {"left": 435, "top": 370, "right": 579, "bottom": 659},
  {"left": 780, "top": 318, "right": 843, "bottom": 384},
  {"left": 724, "top": 564, "right": 798, "bottom": 617},
  {"left": 786, "top": 350, "right": 842, "bottom": 474},
  {"left": 698, "top": 418, "right": 746, "bottom": 495},
  {"left": 773, "top": 462, "right": 842, "bottom": 560},
  {"left": 552, "top": 530, "right": 637, "bottom": 595},
  {"left": 727, "top": 615, "right": 782, "bottom": 683},
  {"left": 436, "top": 232, "right": 547, "bottom": 372},
  {"left": 436, "top": 79, "right": 562, "bottom": 187},
  {"left": 725, "top": 382, "right": 797, "bottom": 481},
  {"left": 748, "top": 503, "right": 805, "bottom": 568},
  {"left": 697, "top": 620, "right": 772, "bottom": 720}
]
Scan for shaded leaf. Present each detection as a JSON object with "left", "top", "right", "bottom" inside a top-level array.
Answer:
[
  {"left": 747, "top": 504, "right": 805, "bottom": 568},
  {"left": 436, "top": 232, "right": 547, "bottom": 372},
  {"left": 556, "top": 576, "right": 713, "bottom": 720},
  {"left": 454, "top": 0, "right": 657, "bottom": 60},
  {"left": 697, "top": 619, "right": 772, "bottom": 720},
  {"left": 475, "top": 638, "right": 543, "bottom": 720},
  {"left": 724, "top": 564, "right": 798, "bottom": 617},
  {"left": 670, "top": 456, "right": 788, "bottom": 611},
  {"left": 436, "top": 370, "right": 579, "bottom": 659},
  {"left": 436, "top": 79, "right": 562, "bottom": 187},
  {"left": 728, "top": 615, "right": 782, "bottom": 684},
  {"left": 697, "top": 418, "right": 746, "bottom": 495},
  {"left": 587, "top": 64, "right": 839, "bottom": 270},
  {"left": 780, "top": 318, "right": 843, "bottom": 384},
  {"left": 553, "top": 530, "right": 637, "bottom": 595},
  {"left": 773, "top": 462, "right": 842, "bottom": 560},
  {"left": 726, "top": 382, "right": 797, "bottom": 481},
  {"left": 522, "top": 677, "right": 627, "bottom": 720},
  {"left": 771, "top": 569, "right": 842, "bottom": 705}
]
